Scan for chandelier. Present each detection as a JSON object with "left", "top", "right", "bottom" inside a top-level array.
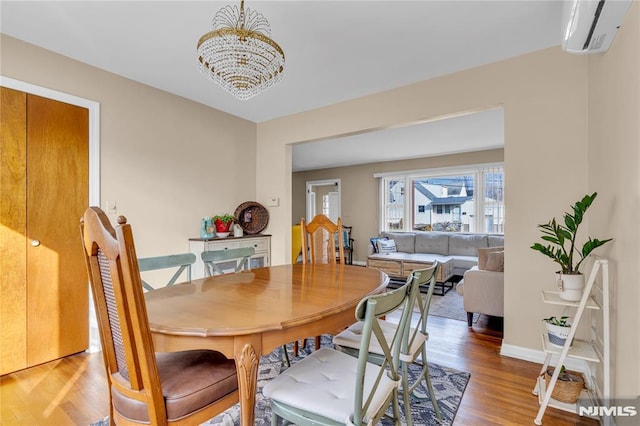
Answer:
[{"left": 196, "top": 0, "right": 285, "bottom": 100}]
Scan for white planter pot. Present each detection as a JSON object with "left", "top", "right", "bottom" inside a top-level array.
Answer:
[
  {"left": 545, "top": 322, "right": 573, "bottom": 348},
  {"left": 556, "top": 273, "right": 584, "bottom": 302}
]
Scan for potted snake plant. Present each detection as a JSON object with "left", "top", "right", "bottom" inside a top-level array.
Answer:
[{"left": 531, "top": 192, "right": 612, "bottom": 301}]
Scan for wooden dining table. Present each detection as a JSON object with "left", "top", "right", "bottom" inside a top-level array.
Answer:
[{"left": 144, "top": 263, "right": 389, "bottom": 426}]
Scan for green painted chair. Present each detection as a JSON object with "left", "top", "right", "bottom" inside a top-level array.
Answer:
[
  {"left": 201, "top": 247, "right": 254, "bottom": 277},
  {"left": 263, "top": 276, "right": 414, "bottom": 426},
  {"left": 137, "top": 253, "right": 196, "bottom": 292},
  {"left": 333, "top": 263, "right": 443, "bottom": 424}
]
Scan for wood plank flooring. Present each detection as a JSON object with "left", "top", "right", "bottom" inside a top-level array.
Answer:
[{"left": 0, "top": 315, "right": 598, "bottom": 425}]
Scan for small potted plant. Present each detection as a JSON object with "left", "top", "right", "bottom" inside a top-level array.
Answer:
[
  {"left": 542, "top": 316, "right": 572, "bottom": 348},
  {"left": 530, "top": 192, "right": 612, "bottom": 301},
  {"left": 213, "top": 214, "right": 235, "bottom": 237}
]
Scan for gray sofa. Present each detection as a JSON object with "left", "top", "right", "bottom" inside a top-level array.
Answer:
[{"left": 374, "top": 231, "right": 504, "bottom": 276}]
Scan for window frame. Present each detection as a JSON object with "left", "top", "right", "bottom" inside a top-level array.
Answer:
[{"left": 376, "top": 162, "right": 504, "bottom": 234}]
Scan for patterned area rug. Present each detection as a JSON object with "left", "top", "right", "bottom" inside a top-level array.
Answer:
[{"left": 90, "top": 336, "right": 469, "bottom": 426}]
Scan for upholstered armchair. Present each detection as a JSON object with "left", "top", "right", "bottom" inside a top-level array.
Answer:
[{"left": 456, "top": 247, "right": 504, "bottom": 326}]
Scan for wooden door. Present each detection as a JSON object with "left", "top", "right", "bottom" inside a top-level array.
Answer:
[
  {"left": 26, "top": 94, "right": 89, "bottom": 366},
  {"left": 0, "top": 88, "right": 89, "bottom": 374},
  {"left": 0, "top": 87, "right": 28, "bottom": 374}
]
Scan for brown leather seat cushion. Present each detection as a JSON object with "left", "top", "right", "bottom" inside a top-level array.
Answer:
[{"left": 112, "top": 350, "right": 238, "bottom": 422}]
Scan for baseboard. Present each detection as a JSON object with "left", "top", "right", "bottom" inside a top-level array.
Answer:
[
  {"left": 500, "top": 343, "right": 587, "bottom": 373},
  {"left": 353, "top": 260, "right": 367, "bottom": 266}
]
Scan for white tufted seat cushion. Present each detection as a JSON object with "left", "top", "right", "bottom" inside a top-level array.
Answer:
[
  {"left": 262, "top": 347, "right": 399, "bottom": 424},
  {"left": 333, "top": 319, "right": 427, "bottom": 363}
]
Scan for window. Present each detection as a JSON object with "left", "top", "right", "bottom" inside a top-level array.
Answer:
[{"left": 378, "top": 164, "right": 504, "bottom": 234}]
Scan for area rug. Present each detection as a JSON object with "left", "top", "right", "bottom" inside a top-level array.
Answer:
[
  {"left": 429, "top": 289, "right": 470, "bottom": 322},
  {"left": 388, "top": 278, "right": 478, "bottom": 323},
  {"left": 90, "top": 337, "right": 470, "bottom": 426}
]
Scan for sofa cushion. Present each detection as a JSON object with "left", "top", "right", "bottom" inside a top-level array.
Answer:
[
  {"left": 488, "top": 235, "right": 505, "bottom": 248},
  {"left": 414, "top": 232, "right": 449, "bottom": 256},
  {"left": 448, "top": 234, "right": 488, "bottom": 256},
  {"left": 485, "top": 251, "right": 504, "bottom": 272},
  {"left": 377, "top": 239, "right": 397, "bottom": 254},
  {"left": 451, "top": 255, "right": 478, "bottom": 273},
  {"left": 381, "top": 232, "right": 415, "bottom": 253},
  {"left": 477, "top": 246, "right": 504, "bottom": 270}
]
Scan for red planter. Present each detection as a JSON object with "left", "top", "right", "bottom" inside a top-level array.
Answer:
[{"left": 214, "top": 219, "right": 232, "bottom": 233}]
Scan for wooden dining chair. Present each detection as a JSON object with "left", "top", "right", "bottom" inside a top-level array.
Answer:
[
  {"left": 337, "top": 224, "right": 354, "bottom": 265},
  {"left": 201, "top": 247, "right": 254, "bottom": 277},
  {"left": 295, "top": 214, "right": 345, "bottom": 355},
  {"left": 80, "top": 207, "right": 239, "bottom": 425},
  {"left": 333, "top": 263, "right": 443, "bottom": 424},
  {"left": 263, "top": 276, "right": 413, "bottom": 426},
  {"left": 301, "top": 214, "right": 345, "bottom": 264},
  {"left": 137, "top": 253, "right": 196, "bottom": 291}
]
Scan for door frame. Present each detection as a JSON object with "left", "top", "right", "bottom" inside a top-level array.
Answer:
[
  {"left": 0, "top": 76, "right": 101, "bottom": 352},
  {"left": 305, "top": 179, "right": 341, "bottom": 223}
]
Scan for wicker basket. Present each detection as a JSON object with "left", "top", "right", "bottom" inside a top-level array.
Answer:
[
  {"left": 544, "top": 367, "right": 584, "bottom": 403},
  {"left": 234, "top": 201, "right": 269, "bottom": 235}
]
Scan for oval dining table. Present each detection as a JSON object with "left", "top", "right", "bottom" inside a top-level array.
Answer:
[{"left": 144, "top": 263, "right": 389, "bottom": 426}]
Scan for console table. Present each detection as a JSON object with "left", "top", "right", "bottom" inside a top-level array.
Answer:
[
  {"left": 367, "top": 254, "right": 455, "bottom": 294},
  {"left": 189, "top": 234, "right": 271, "bottom": 279}
]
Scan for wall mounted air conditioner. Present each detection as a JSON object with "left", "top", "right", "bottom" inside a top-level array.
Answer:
[{"left": 562, "top": 0, "right": 632, "bottom": 54}]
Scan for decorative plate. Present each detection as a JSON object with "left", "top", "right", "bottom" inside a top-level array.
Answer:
[{"left": 234, "top": 201, "right": 269, "bottom": 235}]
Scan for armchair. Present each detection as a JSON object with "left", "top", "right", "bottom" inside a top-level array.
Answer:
[{"left": 456, "top": 265, "right": 504, "bottom": 326}]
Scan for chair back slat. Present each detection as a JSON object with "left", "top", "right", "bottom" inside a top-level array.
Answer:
[
  {"left": 406, "top": 262, "right": 440, "bottom": 351},
  {"left": 81, "top": 207, "right": 166, "bottom": 421},
  {"left": 138, "top": 253, "right": 196, "bottom": 291},
  {"left": 352, "top": 281, "right": 411, "bottom": 425},
  {"left": 301, "top": 214, "right": 345, "bottom": 264},
  {"left": 202, "top": 247, "right": 255, "bottom": 276}
]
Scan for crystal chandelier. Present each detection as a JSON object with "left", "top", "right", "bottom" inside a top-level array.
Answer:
[{"left": 196, "top": 0, "right": 285, "bottom": 100}]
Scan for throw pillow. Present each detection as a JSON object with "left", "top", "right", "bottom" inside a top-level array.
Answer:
[
  {"left": 477, "top": 246, "right": 504, "bottom": 270},
  {"left": 370, "top": 237, "right": 388, "bottom": 253},
  {"left": 485, "top": 251, "right": 504, "bottom": 272},
  {"left": 377, "top": 239, "right": 397, "bottom": 254}
]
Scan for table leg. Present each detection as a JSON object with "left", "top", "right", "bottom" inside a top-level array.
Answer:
[{"left": 235, "top": 337, "right": 261, "bottom": 426}]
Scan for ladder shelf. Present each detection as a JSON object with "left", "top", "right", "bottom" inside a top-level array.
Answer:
[{"left": 533, "top": 258, "right": 610, "bottom": 425}]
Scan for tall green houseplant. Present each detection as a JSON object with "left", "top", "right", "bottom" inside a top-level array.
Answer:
[{"left": 531, "top": 192, "right": 612, "bottom": 274}]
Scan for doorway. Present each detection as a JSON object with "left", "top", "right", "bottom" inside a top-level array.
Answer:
[{"left": 306, "top": 179, "right": 341, "bottom": 223}]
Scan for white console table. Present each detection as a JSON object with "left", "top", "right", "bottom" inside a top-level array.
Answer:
[{"left": 189, "top": 234, "right": 271, "bottom": 279}]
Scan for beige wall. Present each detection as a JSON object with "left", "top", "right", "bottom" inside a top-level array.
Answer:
[
  {"left": 265, "top": 4, "right": 638, "bottom": 402},
  {"left": 258, "top": 45, "right": 594, "bottom": 371},
  {"left": 259, "top": 17, "right": 640, "bottom": 400},
  {"left": 587, "top": 2, "right": 640, "bottom": 406},
  {"left": 293, "top": 149, "right": 503, "bottom": 264},
  {"left": 1, "top": 35, "right": 257, "bottom": 266}
]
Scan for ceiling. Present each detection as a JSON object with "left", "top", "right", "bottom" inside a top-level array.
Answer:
[{"left": 1, "top": 1, "right": 563, "bottom": 171}]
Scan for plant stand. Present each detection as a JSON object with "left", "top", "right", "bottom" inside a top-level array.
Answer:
[{"left": 532, "top": 258, "right": 610, "bottom": 425}]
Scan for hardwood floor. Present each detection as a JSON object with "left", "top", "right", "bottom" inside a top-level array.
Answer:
[{"left": 0, "top": 315, "right": 598, "bottom": 425}]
